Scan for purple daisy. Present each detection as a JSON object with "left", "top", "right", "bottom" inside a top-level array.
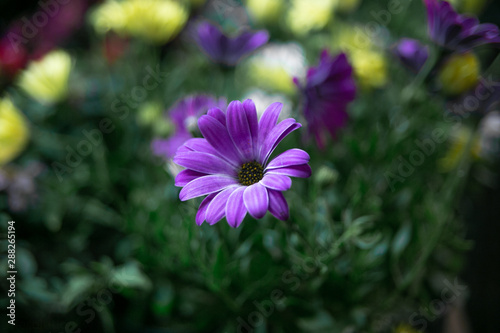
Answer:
[
  {"left": 173, "top": 99, "right": 311, "bottom": 227},
  {"left": 196, "top": 21, "right": 269, "bottom": 66},
  {"left": 392, "top": 38, "right": 429, "bottom": 73},
  {"left": 294, "top": 50, "right": 356, "bottom": 149},
  {"left": 152, "top": 95, "right": 226, "bottom": 159},
  {"left": 424, "top": 0, "right": 500, "bottom": 52}
]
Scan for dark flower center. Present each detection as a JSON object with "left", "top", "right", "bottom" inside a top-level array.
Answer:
[{"left": 238, "top": 161, "right": 264, "bottom": 186}]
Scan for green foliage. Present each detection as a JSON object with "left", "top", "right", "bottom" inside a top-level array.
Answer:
[{"left": 2, "top": 0, "right": 492, "bottom": 332}]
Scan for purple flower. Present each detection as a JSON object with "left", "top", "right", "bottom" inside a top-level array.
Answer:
[
  {"left": 392, "top": 38, "right": 429, "bottom": 73},
  {"left": 424, "top": 0, "right": 500, "bottom": 52},
  {"left": 152, "top": 95, "right": 226, "bottom": 159},
  {"left": 196, "top": 22, "right": 269, "bottom": 66},
  {"left": 173, "top": 100, "right": 311, "bottom": 227},
  {"left": 294, "top": 51, "right": 356, "bottom": 149}
]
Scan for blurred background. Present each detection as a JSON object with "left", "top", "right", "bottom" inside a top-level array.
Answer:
[{"left": 0, "top": 0, "right": 499, "bottom": 332}]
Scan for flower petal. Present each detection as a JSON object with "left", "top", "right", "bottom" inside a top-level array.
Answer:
[
  {"left": 258, "top": 102, "right": 282, "bottom": 146},
  {"left": 243, "top": 99, "right": 259, "bottom": 157},
  {"left": 196, "top": 193, "right": 216, "bottom": 226},
  {"left": 151, "top": 131, "right": 191, "bottom": 159},
  {"left": 266, "top": 164, "right": 312, "bottom": 178},
  {"left": 175, "top": 169, "right": 207, "bottom": 187},
  {"left": 180, "top": 175, "right": 238, "bottom": 201},
  {"left": 227, "top": 100, "right": 254, "bottom": 160},
  {"left": 174, "top": 151, "right": 237, "bottom": 176},
  {"left": 226, "top": 187, "right": 247, "bottom": 228},
  {"left": 243, "top": 183, "right": 269, "bottom": 219},
  {"left": 265, "top": 149, "right": 310, "bottom": 170},
  {"left": 260, "top": 174, "right": 292, "bottom": 191},
  {"left": 183, "top": 138, "right": 238, "bottom": 167},
  {"left": 206, "top": 186, "right": 238, "bottom": 225},
  {"left": 198, "top": 115, "right": 242, "bottom": 165},
  {"left": 207, "top": 107, "right": 226, "bottom": 125},
  {"left": 183, "top": 138, "right": 218, "bottom": 155},
  {"left": 259, "top": 118, "right": 301, "bottom": 165},
  {"left": 268, "top": 189, "right": 289, "bottom": 221}
]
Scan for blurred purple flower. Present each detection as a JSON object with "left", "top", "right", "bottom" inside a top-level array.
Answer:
[
  {"left": 152, "top": 95, "right": 226, "bottom": 159},
  {"left": 424, "top": 0, "right": 500, "bottom": 52},
  {"left": 196, "top": 22, "right": 269, "bottom": 66},
  {"left": 392, "top": 38, "right": 429, "bottom": 73},
  {"left": 294, "top": 51, "right": 356, "bottom": 149},
  {"left": 174, "top": 99, "right": 311, "bottom": 227},
  {"left": 0, "top": 163, "right": 44, "bottom": 212}
]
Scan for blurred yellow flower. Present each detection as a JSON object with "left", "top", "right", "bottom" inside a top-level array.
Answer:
[
  {"left": 246, "top": 0, "right": 284, "bottom": 24},
  {"left": 336, "top": 0, "right": 361, "bottom": 13},
  {"left": 351, "top": 50, "right": 388, "bottom": 89},
  {"left": 17, "top": 50, "right": 72, "bottom": 105},
  {"left": 392, "top": 323, "right": 422, "bottom": 333},
  {"left": 332, "top": 25, "right": 388, "bottom": 89},
  {"left": 448, "top": 0, "right": 487, "bottom": 14},
  {"left": 287, "top": 0, "right": 338, "bottom": 36},
  {"left": 0, "top": 97, "right": 29, "bottom": 165},
  {"left": 438, "top": 126, "right": 481, "bottom": 172},
  {"left": 137, "top": 102, "right": 173, "bottom": 136},
  {"left": 244, "top": 43, "right": 306, "bottom": 95},
  {"left": 91, "top": 0, "right": 188, "bottom": 44},
  {"left": 437, "top": 52, "right": 479, "bottom": 96}
]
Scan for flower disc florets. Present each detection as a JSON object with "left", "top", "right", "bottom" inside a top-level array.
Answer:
[{"left": 238, "top": 161, "right": 264, "bottom": 186}]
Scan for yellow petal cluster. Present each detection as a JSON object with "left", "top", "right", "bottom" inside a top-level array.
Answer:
[
  {"left": 17, "top": 50, "right": 72, "bottom": 105},
  {"left": 438, "top": 126, "right": 481, "bottom": 172},
  {"left": 0, "top": 97, "right": 29, "bottom": 165},
  {"left": 332, "top": 25, "right": 388, "bottom": 89},
  {"left": 286, "top": 0, "right": 338, "bottom": 36},
  {"left": 246, "top": 0, "right": 284, "bottom": 24},
  {"left": 91, "top": 0, "right": 188, "bottom": 44},
  {"left": 437, "top": 52, "right": 479, "bottom": 96}
]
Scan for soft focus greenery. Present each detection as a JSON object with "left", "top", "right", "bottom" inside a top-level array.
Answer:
[{"left": 1, "top": 0, "right": 499, "bottom": 332}]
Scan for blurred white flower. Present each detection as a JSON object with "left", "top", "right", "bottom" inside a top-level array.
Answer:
[
  {"left": 245, "top": 42, "right": 307, "bottom": 94},
  {"left": 479, "top": 111, "right": 500, "bottom": 158}
]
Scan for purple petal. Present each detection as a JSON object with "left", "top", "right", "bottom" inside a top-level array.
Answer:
[
  {"left": 183, "top": 138, "right": 238, "bottom": 167},
  {"left": 260, "top": 174, "right": 292, "bottom": 191},
  {"left": 265, "top": 149, "right": 310, "bottom": 170},
  {"left": 174, "top": 152, "right": 237, "bottom": 176},
  {"left": 175, "top": 169, "right": 207, "bottom": 187},
  {"left": 198, "top": 115, "right": 242, "bottom": 165},
  {"left": 243, "top": 99, "right": 259, "bottom": 158},
  {"left": 206, "top": 186, "right": 238, "bottom": 225},
  {"left": 207, "top": 107, "right": 226, "bottom": 125},
  {"left": 259, "top": 119, "right": 301, "bottom": 165},
  {"left": 151, "top": 131, "right": 191, "bottom": 159},
  {"left": 268, "top": 190, "right": 289, "bottom": 221},
  {"left": 196, "top": 193, "right": 216, "bottom": 225},
  {"left": 197, "top": 22, "right": 223, "bottom": 61},
  {"left": 243, "top": 183, "right": 269, "bottom": 219},
  {"left": 183, "top": 138, "right": 218, "bottom": 155},
  {"left": 180, "top": 175, "right": 238, "bottom": 201},
  {"left": 266, "top": 164, "right": 312, "bottom": 178},
  {"left": 258, "top": 102, "right": 282, "bottom": 147},
  {"left": 226, "top": 187, "right": 247, "bottom": 228},
  {"left": 227, "top": 100, "right": 254, "bottom": 160}
]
